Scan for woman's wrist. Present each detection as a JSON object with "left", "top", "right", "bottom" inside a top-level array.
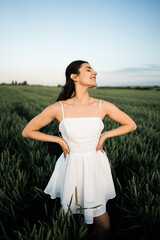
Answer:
[
  {"left": 101, "top": 132, "right": 110, "bottom": 141},
  {"left": 56, "top": 136, "right": 63, "bottom": 145}
]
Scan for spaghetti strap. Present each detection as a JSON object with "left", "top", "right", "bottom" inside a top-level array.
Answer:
[
  {"left": 59, "top": 101, "right": 64, "bottom": 119},
  {"left": 99, "top": 99, "right": 102, "bottom": 119}
]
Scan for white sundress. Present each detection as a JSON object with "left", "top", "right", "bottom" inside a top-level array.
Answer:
[{"left": 44, "top": 99, "right": 116, "bottom": 224}]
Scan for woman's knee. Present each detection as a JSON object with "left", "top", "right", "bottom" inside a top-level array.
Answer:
[
  {"left": 103, "top": 222, "right": 110, "bottom": 231},
  {"left": 98, "top": 221, "right": 110, "bottom": 232},
  {"left": 94, "top": 211, "right": 110, "bottom": 231}
]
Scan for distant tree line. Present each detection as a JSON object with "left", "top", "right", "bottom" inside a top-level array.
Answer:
[
  {"left": 97, "top": 86, "right": 160, "bottom": 91},
  {"left": 11, "top": 80, "right": 28, "bottom": 85},
  {"left": 57, "top": 84, "right": 160, "bottom": 90},
  {"left": 0, "top": 81, "right": 28, "bottom": 85},
  {"left": 0, "top": 82, "right": 159, "bottom": 90}
]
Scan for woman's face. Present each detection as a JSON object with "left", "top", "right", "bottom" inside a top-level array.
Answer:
[{"left": 71, "top": 63, "right": 98, "bottom": 88}]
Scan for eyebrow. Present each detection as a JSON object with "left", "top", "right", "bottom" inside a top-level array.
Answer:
[{"left": 85, "top": 66, "right": 94, "bottom": 70}]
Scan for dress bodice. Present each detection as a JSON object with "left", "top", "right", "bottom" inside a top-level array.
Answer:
[{"left": 58, "top": 100, "right": 104, "bottom": 154}]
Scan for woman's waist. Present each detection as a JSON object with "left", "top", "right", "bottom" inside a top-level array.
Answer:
[{"left": 67, "top": 141, "right": 98, "bottom": 153}]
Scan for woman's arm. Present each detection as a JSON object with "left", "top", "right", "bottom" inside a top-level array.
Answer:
[
  {"left": 22, "top": 102, "right": 62, "bottom": 144},
  {"left": 102, "top": 100, "right": 137, "bottom": 140}
]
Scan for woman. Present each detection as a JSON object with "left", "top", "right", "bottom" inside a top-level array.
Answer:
[{"left": 22, "top": 60, "right": 137, "bottom": 239}]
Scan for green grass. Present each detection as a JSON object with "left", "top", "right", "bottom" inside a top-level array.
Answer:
[{"left": 0, "top": 85, "right": 159, "bottom": 240}]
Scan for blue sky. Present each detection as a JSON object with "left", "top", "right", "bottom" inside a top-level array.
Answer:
[{"left": 0, "top": 0, "right": 160, "bottom": 86}]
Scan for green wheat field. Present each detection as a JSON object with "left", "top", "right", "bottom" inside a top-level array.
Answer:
[{"left": 0, "top": 85, "right": 159, "bottom": 240}]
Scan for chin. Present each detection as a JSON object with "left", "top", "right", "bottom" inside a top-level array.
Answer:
[
  {"left": 87, "top": 82, "right": 97, "bottom": 88},
  {"left": 91, "top": 84, "right": 97, "bottom": 89}
]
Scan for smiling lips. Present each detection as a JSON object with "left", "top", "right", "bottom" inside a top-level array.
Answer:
[{"left": 91, "top": 77, "right": 96, "bottom": 80}]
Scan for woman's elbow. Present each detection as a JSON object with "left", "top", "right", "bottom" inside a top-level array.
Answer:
[
  {"left": 22, "top": 128, "right": 29, "bottom": 138},
  {"left": 131, "top": 122, "right": 137, "bottom": 131},
  {"left": 22, "top": 130, "right": 26, "bottom": 138}
]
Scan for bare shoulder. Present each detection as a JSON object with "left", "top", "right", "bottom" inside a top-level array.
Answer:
[
  {"left": 41, "top": 101, "right": 62, "bottom": 122},
  {"left": 34, "top": 102, "right": 61, "bottom": 122},
  {"left": 44, "top": 101, "right": 60, "bottom": 113},
  {"left": 101, "top": 99, "right": 120, "bottom": 117},
  {"left": 101, "top": 99, "right": 117, "bottom": 109}
]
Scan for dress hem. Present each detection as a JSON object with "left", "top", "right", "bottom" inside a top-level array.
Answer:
[{"left": 44, "top": 190, "right": 116, "bottom": 224}]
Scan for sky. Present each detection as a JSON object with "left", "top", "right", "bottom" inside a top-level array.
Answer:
[{"left": 0, "top": 0, "right": 160, "bottom": 86}]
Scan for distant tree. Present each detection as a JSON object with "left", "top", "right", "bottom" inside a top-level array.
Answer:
[
  {"left": 17, "top": 81, "right": 28, "bottom": 85},
  {"left": 23, "top": 81, "right": 28, "bottom": 85}
]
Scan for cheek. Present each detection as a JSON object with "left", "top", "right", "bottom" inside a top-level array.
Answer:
[
  {"left": 80, "top": 78, "right": 88, "bottom": 85},
  {"left": 80, "top": 74, "right": 89, "bottom": 82}
]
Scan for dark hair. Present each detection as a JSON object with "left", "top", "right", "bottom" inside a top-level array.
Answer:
[{"left": 56, "top": 60, "right": 89, "bottom": 102}]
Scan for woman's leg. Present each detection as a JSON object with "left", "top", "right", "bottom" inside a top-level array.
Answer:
[{"left": 93, "top": 211, "right": 110, "bottom": 240}]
